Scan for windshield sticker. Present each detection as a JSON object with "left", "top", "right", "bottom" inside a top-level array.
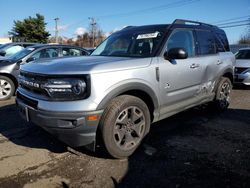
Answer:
[
  {"left": 136, "top": 32, "right": 160, "bottom": 40},
  {"left": 27, "top": 48, "right": 35, "bottom": 51}
]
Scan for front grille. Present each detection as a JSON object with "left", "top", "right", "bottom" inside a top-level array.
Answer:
[
  {"left": 235, "top": 67, "right": 248, "bottom": 74},
  {"left": 19, "top": 71, "right": 91, "bottom": 101},
  {"left": 19, "top": 71, "right": 49, "bottom": 97},
  {"left": 17, "top": 91, "right": 38, "bottom": 109}
]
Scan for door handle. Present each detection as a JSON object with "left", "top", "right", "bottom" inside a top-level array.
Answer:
[
  {"left": 190, "top": 63, "right": 200, "bottom": 69},
  {"left": 217, "top": 60, "right": 223, "bottom": 65}
]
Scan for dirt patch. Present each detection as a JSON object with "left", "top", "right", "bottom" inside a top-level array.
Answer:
[{"left": 0, "top": 90, "right": 250, "bottom": 188}]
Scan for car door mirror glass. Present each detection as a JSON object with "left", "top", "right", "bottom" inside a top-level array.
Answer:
[
  {"left": 26, "top": 57, "right": 36, "bottom": 62},
  {"left": 0, "top": 50, "right": 6, "bottom": 56},
  {"left": 164, "top": 48, "right": 188, "bottom": 60}
]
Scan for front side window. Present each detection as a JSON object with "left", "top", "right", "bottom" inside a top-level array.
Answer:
[
  {"left": 235, "top": 50, "right": 250, "bottom": 59},
  {"left": 166, "top": 29, "right": 195, "bottom": 57},
  {"left": 91, "top": 29, "right": 165, "bottom": 58},
  {"left": 32, "top": 48, "right": 59, "bottom": 60},
  {"left": 196, "top": 30, "right": 216, "bottom": 55}
]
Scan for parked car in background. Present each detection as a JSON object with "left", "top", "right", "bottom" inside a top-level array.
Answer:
[
  {"left": 16, "top": 19, "right": 234, "bottom": 158},
  {"left": 0, "top": 44, "right": 89, "bottom": 100},
  {"left": 0, "top": 42, "right": 36, "bottom": 57},
  {"left": 234, "top": 48, "right": 250, "bottom": 85}
]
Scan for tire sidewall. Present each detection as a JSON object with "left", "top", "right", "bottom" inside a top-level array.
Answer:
[
  {"left": 0, "top": 76, "right": 15, "bottom": 101},
  {"left": 101, "top": 95, "right": 150, "bottom": 158},
  {"left": 215, "top": 77, "right": 232, "bottom": 111}
]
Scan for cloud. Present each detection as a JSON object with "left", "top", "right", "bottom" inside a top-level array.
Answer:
[
  {"left": 58, "top": 24, "right": 69, "bottom": 31},
  {"left": 75, "top": 27, "right": 87, "bottom": 35},
  {"left": 49, "top": 24, "right": 69, "bottom": 32}
]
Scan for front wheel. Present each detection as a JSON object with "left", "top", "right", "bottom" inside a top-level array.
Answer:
[
  {"left": 0, "top": 76, "right": 15, "bottom": 101},
  {"left": 212, "top": 77, "right": 232, "bottom": 111},
  {"left": 100, "top": 95, "right": 151, "bottom": 158}
]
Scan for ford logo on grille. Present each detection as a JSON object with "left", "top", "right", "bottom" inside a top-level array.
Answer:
[{"left": 19, "top": 77, "right": 40, "bottom": 89}]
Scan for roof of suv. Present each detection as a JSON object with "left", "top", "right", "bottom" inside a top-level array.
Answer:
[{"left": 118, "top": 19, "right": 224, "bottom": 33}]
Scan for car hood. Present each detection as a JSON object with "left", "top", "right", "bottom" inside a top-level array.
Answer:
[
  {"left": 235, "top": 59, "right": 250, "bottom": 68},
  {"left": 0, "top": 58, "right": 16, "bottom": 67},
  {"left": 21, "top": 56, "right": 152, "bottom": 75}
]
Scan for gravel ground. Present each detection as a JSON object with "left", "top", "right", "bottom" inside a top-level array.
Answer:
[{"left": 0, "top": 87, "right": 249, "bottom": 188}]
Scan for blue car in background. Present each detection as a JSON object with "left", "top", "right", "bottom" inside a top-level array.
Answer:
[
  {"left": 0, "top": 42, "right": 36, "bottom": 57},
  {"left": 0, "top": 44, "right": 89, "bottom": 100}
]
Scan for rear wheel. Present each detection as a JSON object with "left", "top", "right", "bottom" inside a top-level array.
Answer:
[
  {"left": 212, "top": 77, "right": 232, "bottom": 111},
  {"left": 100, "top": 95, "right": 150, "bottom": 158},
  {"left": 0, "top": 76, "right": 15, "bottom": 101}
]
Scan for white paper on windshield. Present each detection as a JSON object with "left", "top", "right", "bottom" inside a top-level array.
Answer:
[
  {"left": 136, "top": 32, "right": 159, "bottom": 40},
  {"left": 27, "top": 48, "right": 35, "bottom": 51}
]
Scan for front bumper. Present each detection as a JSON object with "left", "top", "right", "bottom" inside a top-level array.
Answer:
[
  {"left": 234, "top": 72, "right": 250, "bottom": 85},
  {"left": 16, "top": 91, "right": 103, "bottom": 149}
]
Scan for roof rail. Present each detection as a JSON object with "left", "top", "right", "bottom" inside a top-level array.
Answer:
[{"left": 172, "top": 19, "right": 218, "bottom": 29}]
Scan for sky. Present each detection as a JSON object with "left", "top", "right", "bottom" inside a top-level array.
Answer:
[{"left": 0, "top": 0, "right": 250, "bottom": 44}]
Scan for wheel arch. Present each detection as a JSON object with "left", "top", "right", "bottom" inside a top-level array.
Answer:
[{"left": 97, "top": 82, "right": 159, "bottom": 122}]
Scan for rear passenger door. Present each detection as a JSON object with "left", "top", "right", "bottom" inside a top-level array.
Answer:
[{"left": 194, "top": 30, "right": 222, "bottom": 96}]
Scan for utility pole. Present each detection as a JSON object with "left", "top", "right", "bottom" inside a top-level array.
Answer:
[
  {"left": 88, "top": 17, "right": 97, "bottom": 47},
  {"left": 54, "top": 17, "right": 59, "bottom": 43}
]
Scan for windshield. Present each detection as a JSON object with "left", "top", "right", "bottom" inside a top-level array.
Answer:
[
  {"left": 91, "top": 30, "right": 165, "bottom": 58},
  {"left": 0, "top": 43, "right": 10, "bottom": 50},
  {"left": 10, "top": 47, "right": 35, "bottom": 61},
  {"left": 235, "top": 49, "right": 250, "bottom": 60}
]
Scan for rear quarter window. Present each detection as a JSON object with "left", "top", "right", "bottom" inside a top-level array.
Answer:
[{"left": 196, "top": 30, "right": 216, "bottom": 55}]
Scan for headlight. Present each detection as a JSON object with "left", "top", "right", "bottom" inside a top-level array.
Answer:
[{"left": 42, "top": 79, "right": 87, "bottom": 100}]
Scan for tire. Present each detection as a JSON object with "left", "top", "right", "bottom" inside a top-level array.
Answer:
[
  {"left": 99, "top": 95, "right": 151, "bottom": 158},
  {"left": 212, "top": 77, "right": 232, "bottom": 111},
  {"left": 0, "top": 76, "right": 15, "bottom": 101}
]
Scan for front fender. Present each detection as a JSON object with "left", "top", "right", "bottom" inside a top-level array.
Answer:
[{"left": 96, "top": 81, "right": 159, "bottom": 112}]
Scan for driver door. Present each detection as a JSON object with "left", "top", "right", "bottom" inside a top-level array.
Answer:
[{"left": 158, "top": 28, "right": 203, "bottom": 116}]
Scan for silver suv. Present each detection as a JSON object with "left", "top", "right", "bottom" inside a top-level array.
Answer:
[{"left": 16, "top": 19, "right": 235, "bottom": 158}]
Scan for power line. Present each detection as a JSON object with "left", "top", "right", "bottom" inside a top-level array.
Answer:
[
  {"left": 217, "top": 19, "right": 250, "bottom": 26},
  {"left": 98, "top": 0, "right": 201, "bottom": 19},
  {"left": 62, "top": 0, "right": 201, "bottom": 29},
  {"left": 220, "top": 23, "right": 250, "bottom": 29},
  {"left": 212, "top": 15, "right": 250, "bottom": 24}
]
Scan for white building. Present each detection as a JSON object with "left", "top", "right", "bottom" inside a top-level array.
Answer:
[{"left": 0, "top": 37, "right": 12, "bottom": 44}]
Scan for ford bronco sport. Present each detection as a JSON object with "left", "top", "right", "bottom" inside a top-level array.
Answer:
[{"left": 16, "top": 19, "right": 235, "bottom": 158}]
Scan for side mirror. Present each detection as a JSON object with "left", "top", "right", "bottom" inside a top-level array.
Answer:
[
  {"left": 0, "top": 50, "right": 6, "bottom": 56},
  {"left": 26, "top": 57, "right": 36, "bottom": 62},
  {"left": 164, "top": 48, "right": 188, "bottom": 60}
]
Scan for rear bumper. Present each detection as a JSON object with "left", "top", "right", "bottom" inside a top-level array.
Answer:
[{"left": 16, "top": 92, "right": 103, "bottom": 149}]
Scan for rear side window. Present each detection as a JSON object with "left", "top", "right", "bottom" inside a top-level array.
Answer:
[
  {"left": 196, "top": 30, "right": 216, "bottom": 55},
  {"left": 217, "top": 33, "right": 230, "bottom": 51},
  {"left": 214, "top": 36, "right": 225, "bottom": 52},
  {"left": 63, "top": 48, "right": 79, "bottom": 56}
]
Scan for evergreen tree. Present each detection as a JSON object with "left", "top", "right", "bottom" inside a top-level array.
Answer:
[{"left": 9, "top": 14, "right": 50, "bottom": 43}]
